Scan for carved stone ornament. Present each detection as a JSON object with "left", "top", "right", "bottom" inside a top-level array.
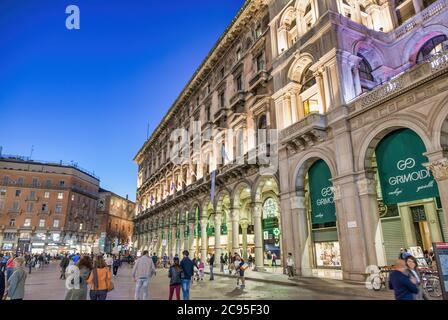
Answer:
[{"left": 428, "top": 159, "right": 448, "bottom": 181}]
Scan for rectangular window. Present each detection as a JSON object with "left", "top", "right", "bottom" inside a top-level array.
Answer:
[
  {"left": 220, "top": 67, "right": 225, "bottom": 79},
  {"left": 0, "top": 189, "right": 6, "bottom": 197},
  {"left": 26, "top": 202, "right": 34, "bottom": 213},
  {"left": 15, "top": 190, "right": 21, "bottom": 197},
  {"left": 12, "top": 200, "right": 19, "bottom": 210},
  {"left": 53, "top": 219, "right": 60, "bottom": 228},
  {"left": 206, "top": 106, "right": 211, "bottom": 122},
  {"left": 55, "top": 204, "right": 62, "bottom": 214},
  {"left": 45, "top": 180, "right": 52, "bottom": 187},
  {"left": 39, "top": 219, "right": 45, "bottom": 228},
  {"left": 30, "top": 191, "right": 36, "bottom": 199},
  {"left": 196, "top": 96, "right": 200, "bottom": 107},
  {"left": 0, "top": 200, "right": 4, "bottom": 210},
  {"left": 2, "top": 176, "right": 9, "bottom": 184},
  {"left": 17, "top": 177, "right": 24, "bottom": 185},
  {"left": 236, "top": 75, "right": 243, "bottom": 91},
  {"left": 24, "top": 219, "right": 31, "bottom": 227},
  {"left": 71, "top": 194, "right": 75, "bottom": 201},
  {"left": 59, "top": 180, "right": 65, "bottom": 187},
  {"left": 236, "top": 48, "right": 242, "bottom": 61},
  {"left": 219, "top": 92, "right": 225, "bottom": 108},
  {"left": 9, "top": 219, "right": 15, "bottom": 227},
  {"left": 256, "top": 25, "right": 262, "bottom": 38},
  {"left": 58, "top": 192, "right": 64, "bottom": 200},
  {"left": 79, "top": 223, "right": 83, "bottom": 231},
  {"left": 44, "top": 192, "right": 50, "bottom": 199},
  {"left": 32, "top": 178, "right": 39, "bottom": 187},
  {"left": 207, "top": 84, "right": 211, "bottom": 94},
  {"left": 256, "top": 54, "right": 265, "bottom": 72},
  {"left": 42, "top": 203, "right": 48, "bottom": 212}
]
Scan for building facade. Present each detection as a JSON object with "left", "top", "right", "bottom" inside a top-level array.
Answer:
[
  {"left": 0, "top": 156, "right": 100, "bottom": 254},
  {"left": 96, "top": 188, "right": 135, "bottom": 254},
  {"left": 134, "top": 0, "right": 448, "bottom": 281}
]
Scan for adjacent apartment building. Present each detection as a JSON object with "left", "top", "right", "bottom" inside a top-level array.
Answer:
[
  {"left": 0, "top": 155, "right": 100, "bottom": 254},
  {"left": 134, "top": 0, "right": 448, "bottom": 281},
  {"left": 96, "top": 188, "right": 135, "bottom": 253}
]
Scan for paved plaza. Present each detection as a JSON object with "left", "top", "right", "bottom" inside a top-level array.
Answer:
[{"left": 22, "top": 261, "right": 393, "bottom": 300}]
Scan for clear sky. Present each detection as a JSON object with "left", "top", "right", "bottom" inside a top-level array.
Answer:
[{"left": 0, "top": 0, "right": 245, "bottom": 201}]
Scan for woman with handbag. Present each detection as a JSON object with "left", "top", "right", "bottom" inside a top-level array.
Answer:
[
  {"left": 87, "top": 256, "right": 113, "bottom": 300},
  {"left": 168, "top": 257, "right": 182, "bottom": 300},
  {"left": 65, "top": 256, "right": 92, "bottom": 300}
]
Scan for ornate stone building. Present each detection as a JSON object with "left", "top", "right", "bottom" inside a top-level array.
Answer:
[{"left": 134, "top": 0, "right": 448, "bottom": 281}]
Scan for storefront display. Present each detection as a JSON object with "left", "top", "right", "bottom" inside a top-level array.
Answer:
[
  {"left": 315, "top": 242, "right": 341, "bottom": 267},
  {"left": 262, "top": 198, "right": 281, "bottom": 259}
]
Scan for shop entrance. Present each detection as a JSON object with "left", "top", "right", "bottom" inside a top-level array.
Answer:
[{"left": 410, "top": 205, "right": 432, "bottom": 251}]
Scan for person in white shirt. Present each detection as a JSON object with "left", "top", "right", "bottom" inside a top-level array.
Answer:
[
  {"left": 105, "top": 255, "right": 113, "bottom": 271},
  {"left": 286, "top": 253, "right": 295, "bottom": 279}
]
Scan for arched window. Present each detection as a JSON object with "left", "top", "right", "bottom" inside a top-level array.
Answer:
[
  {"left": 257, "top": 114, "right": 267, "bottom": 130},
  {"left": 358, "top": 53, "right": 374, "bottom": 81},
  {"left": 300, "top": 68, "right": 322, "bottom": 116},
  {"left": 300, "top": 68, "right": 317, "bottom": 93},
  {"left": 416, "top": 35, "right": 447, "bottom": 64}
]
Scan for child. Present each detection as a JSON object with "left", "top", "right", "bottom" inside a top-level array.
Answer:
[{"left": 198, "top": 259, "right": 205, "bottom": 281}]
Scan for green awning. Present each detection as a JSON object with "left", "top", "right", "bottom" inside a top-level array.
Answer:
[{"left": 309, "top": 160, "right": 336, "bottom": 225}]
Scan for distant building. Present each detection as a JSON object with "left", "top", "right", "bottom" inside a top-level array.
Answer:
[
  {"left": 96, "top": 188, "right": 135, "bottom": 254},
  {"left": 0, "top": 155, "right": 100, "bottom": 254}
]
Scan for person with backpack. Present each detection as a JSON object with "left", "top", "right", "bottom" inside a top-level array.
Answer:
[
  {"left": 6, "top": 257, "right": 27, "bottom": 300},
  {"left": 87, "top": 255, "right": 113, "bottom": 300},
  {"left": 60, "top": 254, "right": 70, "bottom": 280},
  {"left": 168, "top": 256, "right": 182, "bottom": 300},
  {"left": 112, "top": 255, "right": 121, "bottom": 277}
]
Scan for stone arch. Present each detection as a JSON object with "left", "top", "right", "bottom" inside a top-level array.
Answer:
[
  {"left": 279, "top": 5, "right": 296, "bottom": 27},
  {"left": 293, "top": 149, "right": 338, "bottom": 194},
  {"left": 352, "top": 39, "right": 385, "bottom": 70},
  {"left": 429, "top": 94, "right": 448, "bottom": 152},
  {"left": 357, "top": 117, "right": 433, "bottom": 172},
  {"left": 253, "top": 175, "right": 280, "bottom": 203},
  {"left": 287, "top": 53, "right": 315, "bottom": 83},
  {"left": 402, "top": 25, "right": 448, "bottom": 65},
  {"left": 231, "top": 180, "right": 254, "bottom": 208},
  {"left": 216, "top": 188, "right": 231, "bottom": 212}
]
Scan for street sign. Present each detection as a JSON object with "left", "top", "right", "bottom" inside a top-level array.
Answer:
[{"left": 273, "top": 228, "right": 280, "bottom": 236}]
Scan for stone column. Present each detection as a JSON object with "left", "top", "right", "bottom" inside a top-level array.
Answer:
[
  {"left": 428, "top": 158, "right": 448, "bottom": 225},
  {"left": 283, "top": 94, "right": 292, "bottom": 127},
  {"left": 352, "top": 0, "right": 362, "bottom": 24},
  {"left": 157, "top": 228, "right": 163, "bottom": 257},
  {"left": 412, "top": 0, "right": 423, "bottom": 13},
  {"left": 214, "top": 213, "right": 222, "bottom": 258},
  {"left": 171, "top": 224, "right": 177, "bottom": 258},
  {"left": 241, "top": 220, "right": 249, "bottom": 260},
  {"left": 290, "top": 90, "right": 299, "bottom": 123},
  {"left": 251, "top": 202, "right": 264, "bottom": 269},
  {"left": 226, "top": 220, "right": 233, "bottom": 253},
  {"left": 200, "top": 218, "right": 208, "bottom": 261},
  {"left": 179, "top": 223, "right": 185, "bottom": 255},
  {"left": 230, "top": 207, "right": 240, "bottom": 255},
  {"left": 357, "top": 174, "right": 384, "bottom": 267},
  {"left": 189, "top": 221, "right": 195, "bottom": 254},
  {"left": 314, "top": 71, "right": 327, "bottom": 113},
  {"left": 163, "top": 226, "right": 169, "bottom": 257}
]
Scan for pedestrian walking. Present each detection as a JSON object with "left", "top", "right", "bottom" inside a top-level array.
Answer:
[
  {"left": 179, "top": 250, "right": 196, "bottom": 300},
  {"left": 0, "top": 253, "right": 5, "bottom": 273},
  {"left": 0, "top": 267, "right": 5, "bottom": 300},
  {"left": 198, "top": 259, "right": 205, "bottom": 281},
  {"left": 220, "top": 253, "right": 225, "bottom": 273},
  {"left": 132, "top": 250, "right": 156, "bottom": 300},
  {"left": 112, "top": 255, "right": 121, "bottom": 277},
  {"left": 209, "top": 253, "right": 215, "bottom": 281},
  {"left": 60, "top": 254, "right": 70, "bottom": 280},
  {"left": 404, "top": 256, "right": 424, "bottom": 300},
  {"left": 6, "top": 257, "right": 27, "bottom": 300},
  {"left": 286, "top": 253, "right": 295, "bottom": 278},
  {"left": 105, "top": 254, "right": 113, "bottom": 271},
  {"left": 87, "top": 255, "right": 113, "bottom": 300},
  {"left": 168, "top": 257, "right": 182, "bottom": 300},
  {"left": 151, "top": 252, "right": 158, "bottom": 268},
  {"left": 389, "top": 259, "right": 418, "bottom": 300},
  {"left": 25, "top": 254, "right": 34, "bottom": 274},
  {"left": 163, "top": 254, "right": 168, "bottom": 269},
  {"left": 272, "top": 253, "right": 277, "bottom": 267},
  {"left": 65, "top": 255, "right": 93, "bottom": 300},
  {"left": 5, "top": 255, "right": 15, "bottom": 280},
  {"left": 234, "top": 255, "right": 247, "bottom": 289}
]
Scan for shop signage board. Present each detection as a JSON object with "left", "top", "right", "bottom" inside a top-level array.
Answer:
[
  {"left": 433, "top": 242, "right": 448, "bottom": 300},
  {"left": 309, "top": 160, "right": 336, "bottom": 225},
  {"left": 376, "top": 129, "right": 439, "bottom": 205}
]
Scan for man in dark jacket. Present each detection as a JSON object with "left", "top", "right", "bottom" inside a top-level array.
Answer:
[
  {"left": 209, "top": 253, "right": 215, "bottom": 281},
  {"left": 0, "top": 268, "right": 5, "bottom": 299},
  {"left": 59, "top": 254, "right": 70, "bottom": 280},
  {"left": 179, "top": 250, "right": 196, "bottom": 300},
  {"left": 389, "top": 259, "right": 419, "bottom": 300}
]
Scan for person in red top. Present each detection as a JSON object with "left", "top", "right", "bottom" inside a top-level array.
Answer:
[{"left": 6, "top": 255, "right": 16, "bottom": 280}]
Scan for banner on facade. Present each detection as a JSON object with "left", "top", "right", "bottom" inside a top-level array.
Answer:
[
  {"left": 309, "top": 160, "right": 336, "bottom": 225},
  {"left": 376, "top": 129, "right": 439, "bottom": 205}
]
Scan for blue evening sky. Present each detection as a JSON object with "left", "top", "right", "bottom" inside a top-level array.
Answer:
[{"left": 0, "top": 0, "right": 245, "bottom": 201}]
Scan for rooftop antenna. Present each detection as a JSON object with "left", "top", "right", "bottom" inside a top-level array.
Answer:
[
  {"left": 146, "top": 122, "right": 150, "bottom": 140},
  {"left": 0, "top": 146, "right": 2, "bottom": 157},
  {"left": 29, "top": 145, "right": 34, "bottom": 160}
]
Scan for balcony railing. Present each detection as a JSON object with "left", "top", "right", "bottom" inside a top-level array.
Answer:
[
  {"left": 280, "top": 113, "right": 328, "bottom": 151},
  {"left": 394, "top": 0, "right": 448, "bottom": 39},
  {"left": 351, "top": 48, "right": 448, "bottom": 112}
]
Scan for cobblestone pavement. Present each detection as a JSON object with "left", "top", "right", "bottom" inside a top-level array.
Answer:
[{"left": 23, "top": 261, "right": 393, "bottom": 300}]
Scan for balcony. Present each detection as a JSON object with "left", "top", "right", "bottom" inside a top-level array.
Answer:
[
  {"left": 248, "top": 70, "right": 269, "bottom": 94},
  {"left": 8, "top": 208, "right": 21, "bottom": 215},
  {"left": 394, "top": 0, "right": 448, "bottom": 39},
  {"left": 229, "top": 91, "right": 246, "bottom": 114},
  {"left": 280, "top": 113, "right": 328, "bottom": 152},
  {"left": 213, "top": 108, "right": 229, "bottom": 128},
  {"left": 350, "top": 48, "right": 448, "bottom": 113},
  {"left": 26, "top": 196, "right": 39, "bottom": 201}
]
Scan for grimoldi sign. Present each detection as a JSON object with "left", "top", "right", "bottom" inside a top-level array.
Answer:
[
  {"left": 309, "top": 160, "right": 336, "bottom": 225},
  {"left": 376, "top": 129, "right": 439, "bottom": 205}
]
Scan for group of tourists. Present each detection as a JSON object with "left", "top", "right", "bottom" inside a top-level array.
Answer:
[{"left": 0, "top": 253, "right": 28, "bottom": 300}]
